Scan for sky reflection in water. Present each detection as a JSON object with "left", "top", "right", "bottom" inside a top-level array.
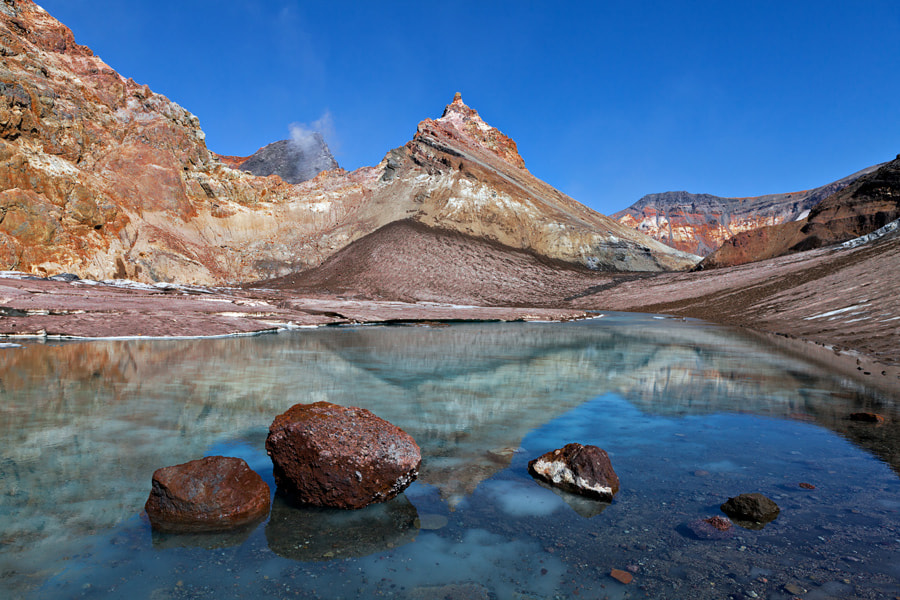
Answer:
[{"left": 1, "top": 313, "right": 898, "bottom": 599}]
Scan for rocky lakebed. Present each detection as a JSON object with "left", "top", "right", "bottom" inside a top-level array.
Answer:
[{"left": 1, "top": 315, "right": 899, "bottom": 600}]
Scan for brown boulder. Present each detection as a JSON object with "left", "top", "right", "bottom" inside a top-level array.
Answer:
[
  {"left": 144, "top": 456, "right": 270, "bottom": 532},
  {"left": 265, "top": 401, "right": 421, "bottom": 509},
  {"left": 527, "top": 443, "right": 620, "bottom": 501}
]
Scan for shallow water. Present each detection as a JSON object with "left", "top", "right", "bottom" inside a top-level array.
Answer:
[{"left": 1, "top": 313, "right": 899, "bottom": 599}]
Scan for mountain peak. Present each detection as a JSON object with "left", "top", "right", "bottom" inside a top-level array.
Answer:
[{"left": 421, "top": 93, "right": 526, "bottom": 170}]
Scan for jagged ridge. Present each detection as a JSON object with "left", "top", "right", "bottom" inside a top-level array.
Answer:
[{"left": 0, "top": 0, "right": 697, "bottom": 287}]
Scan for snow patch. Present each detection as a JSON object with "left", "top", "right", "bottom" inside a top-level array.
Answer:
[
  {"left": 804, "top": 302, "right": 870, "bottom": 320},
  {"left": 840, "top": 218, "right": 900, "bottom": 249}
]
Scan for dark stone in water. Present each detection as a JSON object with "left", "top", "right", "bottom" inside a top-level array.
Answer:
[
  {"left": 265, "top": 401, "right": 421, "bottom": 509},
  {"left": 720, "top": 492, "right": 780, "bottom": 529},
  {"left": 527, "top": 443, "right": 619, "bottom": 501},
  {"left": 849, "top": 412, "right": 885, "bottom": 423},
  {"left": 265, "top": 493, "right": 419, "bottom": 560},
  {"left": 145, "top": 456, "right": 270, "bottom": 532}
]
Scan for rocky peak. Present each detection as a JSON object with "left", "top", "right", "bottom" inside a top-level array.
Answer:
[
  {"left": 1, "top": 0, "right": 93, "bottom": 57},
  {"left": 222, "top": 134, "right": 339, "bottom": 184},
  {"left": 0, "top": 0, "right": 699, "bottom": 284},
  {"left": 417, "top": 92, "right": 526, "bottom": 170}
]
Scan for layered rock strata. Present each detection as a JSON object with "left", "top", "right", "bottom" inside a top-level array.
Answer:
[
  {"left": 614, "top": 164, "right": 880, "bottom": 256},
  {"left": 702, "top": 156, "right": 900, "bottom": 268},
  {"left": 0, "top": 2, "right": 696, "bottom": 285}
]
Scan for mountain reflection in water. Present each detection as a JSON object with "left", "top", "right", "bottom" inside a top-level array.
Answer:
[{"left": 0, "top": 313, "right": 897, "bottom": 598}]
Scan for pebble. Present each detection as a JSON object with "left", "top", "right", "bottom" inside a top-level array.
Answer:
[
  {"left": 610, "top": 569, "right": 633, "bottom": 585},
  {"left": 784, "top": 583, "right": 806, "bottom": 594}
]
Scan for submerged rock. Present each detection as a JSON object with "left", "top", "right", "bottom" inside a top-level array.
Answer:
[
  {"left": 686, "top": 516, "right": 735, "bottom": 540},
  {"left": 610, "top": 568, "right": 634, "bottom": 584},
  {"left": 720, "top": 492, "right": 780, "bottom": 529},
  {"left": 144, "top": 456, "right": 270, "bottom": 532},
  {"left": 265, "top": 401, "right": 421, "bottom": 509},
  {"left": 849, "top": 412, "right": 885, "bottom": 423},
  {"left": 527, "top": 443, "right": 619, "bottom": 501}
]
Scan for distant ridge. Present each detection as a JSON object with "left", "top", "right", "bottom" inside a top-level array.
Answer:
[
  {"left": 701, "top": 154, "right": 900, "bottom": 268},
  {"left": 614, "top": 164, "right": 882, "bottom": 256}
]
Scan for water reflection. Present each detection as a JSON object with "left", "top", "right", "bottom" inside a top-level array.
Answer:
[
  {"left": 266, "top": 494, "right": 419, "bottom": 561},
  {"left": 0, "top": 314, "right": 898, "bottom": 598}
]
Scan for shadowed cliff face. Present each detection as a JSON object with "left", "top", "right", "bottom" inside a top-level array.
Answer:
[
  {"left": 613, "top": 164, "right": 881, "bottom": 256},
  {"left": 0, "top": 2, "right": 696, "bottom": 285}
]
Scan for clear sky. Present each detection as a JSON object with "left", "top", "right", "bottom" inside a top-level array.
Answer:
[{"left": 36, "top": 0, "right": 900, "bottom": 216}]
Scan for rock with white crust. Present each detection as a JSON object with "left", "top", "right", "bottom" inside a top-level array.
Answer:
[{"left": 527, "top": 443, "right": 619, "bottom": 501}]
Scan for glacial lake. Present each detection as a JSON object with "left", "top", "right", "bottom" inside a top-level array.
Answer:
[{"left": 1, "top": 313, "right": 899, "bottom": 599}]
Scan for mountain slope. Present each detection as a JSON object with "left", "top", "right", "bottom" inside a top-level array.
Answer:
[
  {"left": 338, "top": 93, "right": 700, "bottom": 274},
  {"left": 266, "top": 219, "right": 604, "bottom": 306},
  {"left": 0, "top": 1, "right": 695, "bottom": 285},
  {"left": 570, "top": 222, "right": 900, "bottom": 383},
  {"left": 613, "top": 164, "right": 881, "bottom": 256},
  {"left": 701, "top": 155, "right": 900, "bottom": 268}
]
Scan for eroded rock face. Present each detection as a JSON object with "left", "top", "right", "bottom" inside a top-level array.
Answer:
[
  {"left": 614, "top": 164, "right": 880, "bottom": 257},
  {"left": 144, "top": 456, "right": 271, "bottom": 532},
  {"left": 265, "top": 401, "right": 421, "bottom": 509},
  {"left": 527, "top": 443, "right": 619, "bottom": 501},
  {"left": 701, "top": 156, "right": 900, "bottom": 268},
  {"left": 720, "top": 492, "right": 780, "bottom": 528},
  {"left": 0, "top": 1, "right": 696, "bottom": 284}
]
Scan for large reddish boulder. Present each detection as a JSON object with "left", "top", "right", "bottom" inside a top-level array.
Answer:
[
  {"left": 528, "top": 443, "right": 620, "bottom": 501},
  {"left": 265, "top": 401, "right": 421, "bottom": 509},
  {"left": 144, "top": 456, "right": 270, "bottom": 532}
]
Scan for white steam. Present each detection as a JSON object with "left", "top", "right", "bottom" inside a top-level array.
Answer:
[{"left": 289, "top": 111, "right": 336, "bottom": 156}]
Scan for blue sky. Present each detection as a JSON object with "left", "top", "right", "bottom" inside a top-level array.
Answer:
[{"left": 37, "top": 1, "right": 900, "bottom": 216}]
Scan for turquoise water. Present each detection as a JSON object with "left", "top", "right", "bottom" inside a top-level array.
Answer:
[{"left": 1, "top": 314, "right": 899, "bottom": 599}]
